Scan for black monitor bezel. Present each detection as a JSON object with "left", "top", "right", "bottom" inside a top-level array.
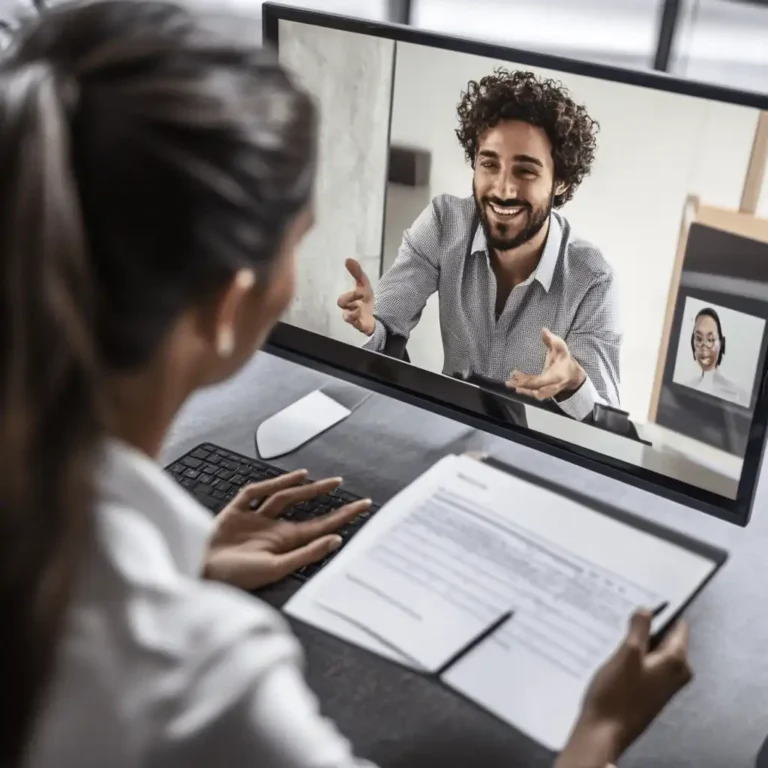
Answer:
[{"left": 262, "top": 1, "right": 768, "bottom": 526}]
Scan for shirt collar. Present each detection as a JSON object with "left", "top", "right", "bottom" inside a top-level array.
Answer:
[
  {"left": 97, "top": 438, "right": 214, "bottom": 577},
  {"left": 471, "top": 210, "right": 563, "bottom": 293}
]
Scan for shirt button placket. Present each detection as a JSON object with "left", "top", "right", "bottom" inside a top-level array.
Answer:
[{"left": 493, "top": 290, "right": 520, "bottom": 378}]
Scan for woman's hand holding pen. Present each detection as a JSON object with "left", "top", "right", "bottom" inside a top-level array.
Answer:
[{"left": 555, "top": 608, "right": 693, "bottom": 768}]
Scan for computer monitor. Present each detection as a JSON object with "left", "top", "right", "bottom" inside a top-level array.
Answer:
[{"left": 262, "top": 2, "right": 768, "bottom": 526}]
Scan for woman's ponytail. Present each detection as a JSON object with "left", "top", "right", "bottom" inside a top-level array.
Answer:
[
  {"left": 0, "top": 62, "right": 103, "bottom": 764},
  {"left": 0, "top": 0, "right": 319, "bottom": 758}
]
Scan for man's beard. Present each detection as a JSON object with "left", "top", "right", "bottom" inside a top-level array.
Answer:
[{"left": 474, "top": 182, "right": 553, "bottom": 252}]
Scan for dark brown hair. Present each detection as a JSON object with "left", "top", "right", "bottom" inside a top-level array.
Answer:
[
  {"left": 456, "top": 68, "right": 599, "bottom": 207},
  {"left": 0, "top": 1, "right": 316, "bottom": 762}
]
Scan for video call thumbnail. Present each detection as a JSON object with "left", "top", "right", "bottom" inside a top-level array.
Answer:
[
  {"left": 672, "top": 298, "right": 764, "bottom": 409},
  {"left": 276, "top": 19, "right": 768, "bottom": 501}
]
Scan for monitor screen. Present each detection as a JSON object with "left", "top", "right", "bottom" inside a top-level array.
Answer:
[{"left": 264, "top": 5, "right": 768, "bottom": 524}]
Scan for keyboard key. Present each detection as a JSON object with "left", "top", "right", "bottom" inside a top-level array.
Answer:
[
  {"left": 200, "top": 496, "right": 225, "bottom": 513},
  {"left": 290, "top": 503, "right": 315, "bottom": 521},
  {"left": 300, "top": 550, "right": 340, "bottom": 579},
  {"left": 334, "top": 489, "right": 360, "bottom": 504}
]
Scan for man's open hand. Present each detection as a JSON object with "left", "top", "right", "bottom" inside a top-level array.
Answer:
[
  {"left": 507, "top": 328, "right": 586, "bottom": 401},
  {"left": 337, "top": 258, "right": 375, "bottom": 336}
]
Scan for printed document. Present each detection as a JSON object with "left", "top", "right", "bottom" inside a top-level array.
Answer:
[{"left": 285, "top": 455, "right": 721, "bottom": 750}]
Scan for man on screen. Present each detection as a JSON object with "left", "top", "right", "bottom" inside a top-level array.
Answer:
[{"left": 337, "top": 69, "right": 620, "bottom": 421}]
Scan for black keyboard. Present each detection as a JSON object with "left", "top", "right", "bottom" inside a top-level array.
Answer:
[{"left": 165, "top": 443, "right": 379, "bottom": 581}]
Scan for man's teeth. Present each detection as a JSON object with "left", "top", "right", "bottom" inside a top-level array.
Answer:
[{"left": 490, "top": 203, "right": 523, "bottom": 217}]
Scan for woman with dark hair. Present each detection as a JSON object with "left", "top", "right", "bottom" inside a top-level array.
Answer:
[
  {"left": 686, "top": 307, "right": 749, "bottom": 407},
  {"left": 0, "top": 2, "right": 691, "bottom": 767}
]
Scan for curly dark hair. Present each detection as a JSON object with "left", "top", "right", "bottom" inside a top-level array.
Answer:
[{"left": 456, "top": 68, "right": 599, "bottom": 207}]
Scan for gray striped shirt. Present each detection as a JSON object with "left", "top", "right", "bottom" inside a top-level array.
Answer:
[{"left": 366, "top": 194, "right": 621, "bottom": 422}]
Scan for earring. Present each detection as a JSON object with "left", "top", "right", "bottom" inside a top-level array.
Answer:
[
  {"left": 236, "top": 270, "right": 256, "bottom": 291},
  {"left": 217, "top": 327, "right": 235, "bottom": 358},
  {"left": 215, "top": 270, "right": 253, "bottom": 358}
]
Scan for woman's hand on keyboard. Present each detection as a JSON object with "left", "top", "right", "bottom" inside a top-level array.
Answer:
[
  {"left": 203, "top": 469, "right": 371, "bottom": 590},
  {"left": 555, "top": 609, "right": 692, "bottom": 768}
]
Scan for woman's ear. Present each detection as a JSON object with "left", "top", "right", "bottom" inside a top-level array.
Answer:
[{"left": 214, "top": 269, "right": 256, "bottom": 358}]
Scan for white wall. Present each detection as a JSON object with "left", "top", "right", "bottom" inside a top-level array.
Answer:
[
  {"left": 278, "top": 20, "right": 394, "bottom": 343},
  {"left": 385, "top": 40, "right": 763, "bottom": 421}
]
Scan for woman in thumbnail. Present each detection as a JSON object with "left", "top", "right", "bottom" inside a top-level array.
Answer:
[
  {"left": 0, "top": 2, "right": 690, "bottom": 768},
  {"left": 686, "top": 308, "right": 750, "bottom": 407}
]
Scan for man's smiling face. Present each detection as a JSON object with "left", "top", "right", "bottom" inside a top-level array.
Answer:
[{"left": 473, "top": 119, "right": 558, "bottom": 252}]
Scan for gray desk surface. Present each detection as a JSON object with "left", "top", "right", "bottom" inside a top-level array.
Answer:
[{"left": 161, "top": 352, "right": 768, "bottom": 768}]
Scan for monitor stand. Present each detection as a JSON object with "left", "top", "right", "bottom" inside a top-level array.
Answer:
[
  {"left": 255, "top": 381, "right": 373, "bottom": 460},
  {"left": 757, "top": 735, "right": 768, "bottom": 768}
]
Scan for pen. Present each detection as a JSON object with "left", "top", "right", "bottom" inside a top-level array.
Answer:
[
  {"left": 434, "top": 610, "right": 513, "bottom": 678},
  {"left": 647, "top": 601, "right": 672, "bottom": 652}
]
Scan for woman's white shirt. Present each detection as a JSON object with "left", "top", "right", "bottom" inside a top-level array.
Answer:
[
  {"left": 685, "top": 369, "right": 750, "bottom": 407},
  {"left": 26, "top": 440, "right": 373, "bottom": 768}
]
